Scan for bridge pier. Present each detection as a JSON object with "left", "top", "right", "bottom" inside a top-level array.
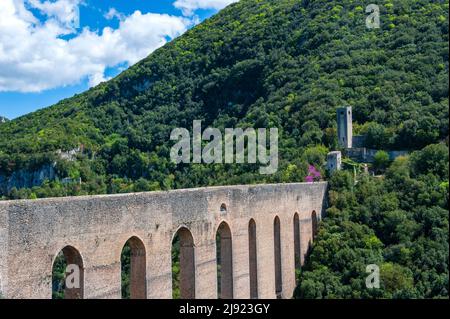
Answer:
[
  {"left": 193, "top": 222, "right": 217, "bottom": 299},
  {"left": 280, "top": 213, "right": 296, "bottom": 299},
  {"left": 229, "top": 218, "right": 250, "bottom": 299},
  {"left": 254, "top": 213, "right": 277, "bottom": 299},
  {"left": 146, "top": 228, "right": 172, "bottom": 299}
]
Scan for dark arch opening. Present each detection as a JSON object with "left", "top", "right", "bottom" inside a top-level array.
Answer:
[
  {"left": 220, "top": 203, "right": 227, "bottom": 213},
  {"left": 274, "top": 216, "right": 282, "bottom": 298},
  {"left": 172, "top": 227, "right": 195, "bottom": 299},
  {"left": 293, "top": 213, "right": 301, "bottom": 270},
  {"left": 216, "top": 222, "right": 233, "bottom": 299},
  {"left": 121, "top": 236, "right": 147, "bottom": 299},
  {"left": 248, "top": 219, "right": 258, "bottom": 299},
  {"left": 312, "top": 211, "right": 318, "bottom": 240},
  {"left": 52, "top": 246, "right": 84, "bottom": 299}
]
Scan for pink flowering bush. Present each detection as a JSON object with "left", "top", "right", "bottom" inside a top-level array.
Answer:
[{"left": 305, "top": 165, "right": 322, "bottom": 183}]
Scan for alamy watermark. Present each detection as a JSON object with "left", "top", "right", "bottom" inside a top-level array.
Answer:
[
  {"left": 65, "top": 264, "right": 81, "bottom": 289},
  {"left": 170, "top": 120, "right": 279, "bottom": 174},
  {"left": 70, "top": 5, "right": 81, "bottom": 30},
  {"left": 366, "top": 264, "right": 380, "bottom": 289},
  {"left": 366, "top": 4, "right": 380, "bottom": 29}
]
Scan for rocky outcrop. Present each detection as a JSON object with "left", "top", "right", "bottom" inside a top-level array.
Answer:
[
  {"left": 0, "top": 164, "right": 56, "bottom": 194},
  {"left": 0, "top": 147, "right": 83, "bottom": 195}
]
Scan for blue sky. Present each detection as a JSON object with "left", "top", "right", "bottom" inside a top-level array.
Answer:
[{"left": 0, "top": 0, "right": 237, "bottom": 119}]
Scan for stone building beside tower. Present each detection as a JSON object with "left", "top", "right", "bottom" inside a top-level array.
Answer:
[{"left": 327, "top": 106, "right": 408, "bottom": 173}]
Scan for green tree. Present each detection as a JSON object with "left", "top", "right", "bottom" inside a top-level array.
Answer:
[{"left": 373, "top": 151, "right": 390, "bottom": 172}]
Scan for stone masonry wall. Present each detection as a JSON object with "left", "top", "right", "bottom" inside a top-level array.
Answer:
[{"left": 0, "top": 182, "right": 328, "bottom": 299}]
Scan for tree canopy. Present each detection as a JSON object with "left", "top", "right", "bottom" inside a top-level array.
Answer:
[{"left": 295, "top": 144, "right": 449, "bottom": 299}]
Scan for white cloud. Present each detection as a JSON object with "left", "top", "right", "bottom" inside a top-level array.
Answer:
[
  {"left": 0, "top": 0, "right": 191, "bottom": 92},
  {"left": 28, "top": 0, "right": 81, "bottom": 28},
  {"left": 174, "top": 0, "right": 238, "bottom": 16},
  {"left": 104, "top": 7, "right": 124, "bottom": 21},
  {"left": 88, "top": 71, "right": 111, "bottom": 87}
]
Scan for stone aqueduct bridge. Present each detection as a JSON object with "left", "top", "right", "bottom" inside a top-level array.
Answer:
[{"left": 0, "top": 182, "right": 328, "bottom": 299}]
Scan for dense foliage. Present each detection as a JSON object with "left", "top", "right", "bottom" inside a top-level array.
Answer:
[
  {"left": 121, "top": 243, "right": 132, "bottom": 299},
  {"left": 172, "top": 235, "right": 182, "bottom": 299},
  {"left": 295, "top": 143, "right": 449, "bottom": 299},
  {"left": 0, "top": 0, "right": 448, "bottom": 199},
  {"left": 52, "top": 252, "right": 68, "bottom": 299}
]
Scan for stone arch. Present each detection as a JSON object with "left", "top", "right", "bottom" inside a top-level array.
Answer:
[
  {"left": 248, "top": 218, "right": 258, "bottom": 299},
  {"left": 293, "top": 213, "right": 301, "bottom": 269},
  {"left": 312, "top": 211, "right": 318, "bottom": 240},
  {"left": 121, "top": 236, "right": 147, "bottom": 299},
  {"left": 273, "top": 216, "right": 282, "bottom": 298},
  {"left": 216, "top": 221, "right": 233, "bottom": 299},
  {"left": 172, "top": 227, "right": 196, "bottom": 299},
  {"left": 52, "top": 245, "right": 84, "bottom": 299}
]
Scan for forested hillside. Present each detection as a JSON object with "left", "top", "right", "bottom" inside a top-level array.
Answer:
[
  {"left": 295, "top": 143, "right": 448, "bottom": 299},
  {"left": 0, "top": 0, "right": 448, "bottom": 199}
]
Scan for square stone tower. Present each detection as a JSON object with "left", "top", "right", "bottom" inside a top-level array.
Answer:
[{"left": 337, "top": 106, "right": 353, "bottom": 149}]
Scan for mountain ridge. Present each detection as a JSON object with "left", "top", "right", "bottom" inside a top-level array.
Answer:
[{"left": 0, "top": 0, "right": 448, "bottom": 198}]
